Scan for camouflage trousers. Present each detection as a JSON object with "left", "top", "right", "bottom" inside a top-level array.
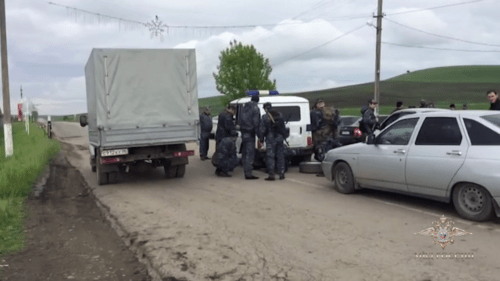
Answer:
[
  {"left": 266, "top": 140, "right": 286, "bottom": 175},
  {"left": 241, "top": 139, "right": 256, "bottom": 177}
]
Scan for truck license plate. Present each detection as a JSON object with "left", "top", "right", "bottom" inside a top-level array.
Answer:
[
  {"left": 341, "top": 131, "right": 350, "bottom": 135},
  {"left": 101, "top": 148, "right": 129, "bottom": 157}
]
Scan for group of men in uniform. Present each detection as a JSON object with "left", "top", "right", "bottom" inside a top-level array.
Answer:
[{"left": 198, "top": 95, "right": 289, "bottom": 181}]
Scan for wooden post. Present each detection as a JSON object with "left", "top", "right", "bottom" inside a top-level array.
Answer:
[{"left": 1, "top": 0, "right": 13, "bottom": 157}]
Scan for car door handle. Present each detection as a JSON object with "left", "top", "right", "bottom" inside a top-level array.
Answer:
[
  {"left": 300, "top": 127, "right": 302, "bottom": 134},
  {"left": 447, "top": 150, "right": 462, "bottom": 156},
  {"left": 393, "top": 149, "right": 406, "bottom": 154}
]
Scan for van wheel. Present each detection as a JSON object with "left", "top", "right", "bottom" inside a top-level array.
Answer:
[
  {"left": 96, "top": 154, "right": 108, "bottom": 185},
  {"left": 453, "top": 183, "right": 493, "bottom": 222},
  {"left": 176, "top": 165, "right": 186, "bottom": 178},
  {"left": 333, "top": 162, "right": 355, "bottom": 194},
  {"left": 164, "top": 165, "right": 177, "bottom": 179}
]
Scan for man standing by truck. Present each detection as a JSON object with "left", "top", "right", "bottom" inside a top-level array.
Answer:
[
  {"left": 239, "top": 95, "right": 261, "bottom": 180},
  {"left": 199, "top": 107, "right": 213, "bottom": 161}
]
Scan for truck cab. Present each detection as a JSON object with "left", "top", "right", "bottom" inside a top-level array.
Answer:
[{"left": 230, "top": 90, "right": 314, "bottom": 164}]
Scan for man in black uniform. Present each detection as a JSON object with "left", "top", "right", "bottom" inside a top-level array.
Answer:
[
  {"left": 199, "top": 107, "right": 213, "bottom": 160},
  {"left": 487, "top": 90, "right": 500, "bottom": 110},
  {"left": 213, "top": 105, "right": 236, "bottom": 167},
  {"left": 360, "top": 99, "right": 379, "bottom": 135},
  {"left": 259, "top": 102, "right": 289, "bottom": 181},
  {"left": 215, "top": 130, "right": 239, "bottom": 177},
  {"left": 239, "top": 95, "right": 261, "bottom": 180}
]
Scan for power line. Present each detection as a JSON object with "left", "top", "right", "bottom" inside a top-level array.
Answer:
[
  {"left": 385, "top": 0, "right": 485, "bottom": 16},
  {"left": 382, "top": 41, "right": 500, "bottom": 52},
  {"left": 292, "top": 0, "right": 336, "bottom": 20},
  {"left": 273, "top": 24, "right": 367, "bottom": 67},
  {"left": 49, "top": 1, "right": 373, "bottom": 30},
  {"left": 384, "top": 18, "right": 500, "bottom": 48}
]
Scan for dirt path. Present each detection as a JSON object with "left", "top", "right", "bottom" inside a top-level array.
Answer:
[{"left": 0, "top": 149, "right": 152, "bottom": 281}]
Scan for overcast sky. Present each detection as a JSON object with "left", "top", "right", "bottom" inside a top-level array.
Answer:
[{"left": 1, "top": 0, "right": 499, "bottom": 115}]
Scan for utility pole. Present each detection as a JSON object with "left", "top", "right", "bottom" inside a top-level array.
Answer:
[
  {"left": 1, "top": 0, "right": 13, "bottom": 157},
  {"left": 373, "top": 0, "right": 384, "bottom": 116}
]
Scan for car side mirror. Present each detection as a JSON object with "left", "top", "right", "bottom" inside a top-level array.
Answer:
[
  {"left": 79, "top": 115, "right": 88, "bottom": 127},
  {"left": 366, "top": 134, "right": 376, "bottom": 145}
]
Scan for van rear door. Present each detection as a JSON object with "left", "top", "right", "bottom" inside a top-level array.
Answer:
[{"left": 272, "top": 104, "right": 309, "bottom": 148}]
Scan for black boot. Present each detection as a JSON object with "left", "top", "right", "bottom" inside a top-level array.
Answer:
[
  {"left": 265, "top": 174, "right": 275, "bottom": 181},
  {"left": 245, "top": 175, "right": 259, "bottom": 180},
  {"left": 279, "top": 173, "right": 285, "bottom": 180}
]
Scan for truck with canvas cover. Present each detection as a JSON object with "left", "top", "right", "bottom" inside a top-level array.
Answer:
[{"left": 80, "top": 48, "right": 200, "bottom": 185}]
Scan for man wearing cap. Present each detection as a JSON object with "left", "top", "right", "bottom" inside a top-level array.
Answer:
[
  {"left": 260, "top": 102, "right": 288, "bottom": 181},
  {"left": 310, "top": 99, "right": 326, "bottom": 147},
  {"left": 215, "top": 130, "right": 239, "bottom": 177},
  {"left": 199, "top": 107, "right": 213, "bottom": 161},
  {"left": 239, "top": 95, "right": 261, "bottom": 180},
  {"left": 360, "top": 99, "right": 379, "bottom": 135}
]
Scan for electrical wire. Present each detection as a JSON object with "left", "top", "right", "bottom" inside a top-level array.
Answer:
[
  {"left": 49, "top": 1, "right": 374, "bottom": 30},
  {"left": 384, "top": 18, "right": 500, "bottom": 48},
  {"left": 292, "top": 0, "right": 336, "bottom": 20},
  {"left": 273, "top": 24, "right": 367, "bottom": 67},
  {"left": 382, "top": 41, "right": 500, "bottom": 52},
  {"left": 385, "top": 0, "right": 485, "bottom": 16}
]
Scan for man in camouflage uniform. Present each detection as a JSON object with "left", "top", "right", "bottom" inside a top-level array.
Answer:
[
  {"left": 215, "top": 130, "right": 239, "bottom": 177},
  {"left": 239, "top": 95, "right": 261, "bottom": 180},
  {"left": 259, "top": 102, "right": 289, "bottom": 181},
  {"left": 199, "top": 107, "right": 213, "bottom": 161},
  {"left": 213, "top": 105, "right": 236, "bottom": 167},
  {"left": 310, "top": 99, "right": 326, "bottom": 147}
]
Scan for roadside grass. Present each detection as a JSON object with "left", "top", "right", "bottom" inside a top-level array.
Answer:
[{"left": 0, "top": 122, "right": 60, "bottom": 260}]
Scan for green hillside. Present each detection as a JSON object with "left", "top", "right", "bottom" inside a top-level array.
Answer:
[{"left": 200, "top": 65, "right": 500, "bottom": 116}]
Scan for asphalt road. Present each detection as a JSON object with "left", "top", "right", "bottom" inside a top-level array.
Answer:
[{"left": 52, "top": 121, "right": 500, "bottom": 281}]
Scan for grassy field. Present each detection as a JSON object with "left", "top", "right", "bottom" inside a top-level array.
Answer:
[
  {"left": 0, "top": 122, "right": 60, "bottom": 259},
  {"left": 200, "top": 65, "right": 500, "bottom": 116}
]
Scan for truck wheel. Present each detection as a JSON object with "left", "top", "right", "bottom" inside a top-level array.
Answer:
[
  {"left": 108, "top": 172, "right": 118, "bottom": 184},
  {"left": 164, "top": 165, "right": 177, "bottom": 179},
  {"left": 96, "top": 154, "right": 109, "bottom": 185},
  {"left": 176, "top": 165, "right": 186, "bottom": 178}
]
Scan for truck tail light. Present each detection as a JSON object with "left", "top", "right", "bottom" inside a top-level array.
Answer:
[
  {"left": 258, "top": 141, "right": 263, "bottom": 149},
  {"left": 101, "top": 157, "right": 122, "bottom": 164},
  {"left": 174, "top": 150, "right": 194, "bottom": 157},
  {"left": 307, "top": 136, "right": 313, "bottom": 147}
]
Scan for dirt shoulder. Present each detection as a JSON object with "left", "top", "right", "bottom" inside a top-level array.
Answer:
[{"left": 0, "top": 149, "right": 152, "bottom": 281}]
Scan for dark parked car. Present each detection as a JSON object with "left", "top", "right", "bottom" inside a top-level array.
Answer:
[{"left": 337, "top": 115, "right": 388, "bottom": 145}]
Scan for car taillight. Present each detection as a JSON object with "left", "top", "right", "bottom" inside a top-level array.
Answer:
[
  {"left": 353, "top": 128, "right": 363, "bottom": 138},
  {"left": 307, "top": 136, "right": 313, "bottom": 147},
  {"left": 174, "top": 150, "right": 195, "bottom": 157},
  {"left": 101, "top": 157, "right": 122, "bottom": 164},
  {"left": 258, "top": 141, "right": 263, "bottom": 149}
]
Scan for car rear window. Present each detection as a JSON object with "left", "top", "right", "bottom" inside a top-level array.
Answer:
[
  {"left": 339, "top": 117, "right": 360, "bottom": 126},
  {"left": 272, "top": 106, "right": 301, "bottom": 122},
  {"left": 415, "top": 117, "right": 462, "bottom": 146},
  {"left": 481, "top": 114, "right": 500, "bottom": 129},
  {"left": 464, "top": 118, "right": 500, "bottom": 145}
]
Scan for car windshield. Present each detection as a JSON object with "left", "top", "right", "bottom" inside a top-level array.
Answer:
[
  {"left": 481, "top": 114, "right": 500, "bottom": 129},
  {"left": 339, "top": 117, "right": 361, "bottom": 126}
]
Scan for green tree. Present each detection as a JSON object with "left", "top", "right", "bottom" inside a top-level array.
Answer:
[{"left": 213, "top": 40, "right": 276, "bottom": 106}]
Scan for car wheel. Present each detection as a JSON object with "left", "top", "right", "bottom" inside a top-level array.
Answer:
[
  {"left": 299, "top": 161, "right": 322, "bottom": 174},
  {"left": 333, "top": 162, "right": 356, "bottom": 194},
  {"left": 453, "top": 183, "right": 493, "bottom": 222}
]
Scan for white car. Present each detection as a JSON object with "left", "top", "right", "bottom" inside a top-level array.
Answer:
[{"left": 321, "top": 110, "right": 500, "bottom": 222}]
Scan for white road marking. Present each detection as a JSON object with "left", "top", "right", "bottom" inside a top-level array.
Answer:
[
  {"left": 372, "top": 199, "right": 443, "bottom": 218},
  {"left": 286, "top": 178, "right": 325, "bottom": 189}
]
